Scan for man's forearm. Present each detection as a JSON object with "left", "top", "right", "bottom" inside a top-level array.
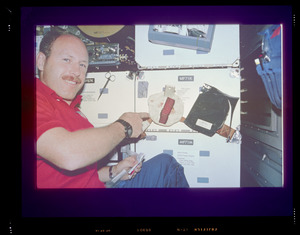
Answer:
[
  {"left": 64, "top": 122, "right": 126, "bottom": 170},
  {"left": 37, "top": 121, "right": 126, "bottom": 171}
]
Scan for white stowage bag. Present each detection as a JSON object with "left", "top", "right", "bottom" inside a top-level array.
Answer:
[{"left": 148, "top": 85, "right": 184, "bottom": 127}]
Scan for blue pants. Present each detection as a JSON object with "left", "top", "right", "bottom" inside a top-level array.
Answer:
[{"left": 114, "top": 154, "right": 189, "bottom": 188}]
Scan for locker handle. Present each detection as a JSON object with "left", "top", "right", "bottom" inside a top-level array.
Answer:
[{"left": 262, "top": 154, "right": 268, "bottom": 161}]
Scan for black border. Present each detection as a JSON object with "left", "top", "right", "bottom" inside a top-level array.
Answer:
[{"left": 4, "top": 3, "right": 296, "bottom": 234}]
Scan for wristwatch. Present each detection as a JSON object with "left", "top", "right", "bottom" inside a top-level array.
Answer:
[
  {"left": 109, "top": 165, "right": 114, "bottom": 179},
  {"left": 115, "top": 119, "right": 133, "bottom": 138}
]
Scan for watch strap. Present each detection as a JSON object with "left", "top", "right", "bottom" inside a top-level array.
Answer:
[{"left": 115, "top": 119, "right": 132, "bottom": 138}]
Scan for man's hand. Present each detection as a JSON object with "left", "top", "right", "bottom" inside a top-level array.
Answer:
[
  {"left": 114, "top": 155, "right": 142, "bottom": 180},
  {"left": 118, "top": 112, "right": 150, "bottom": 138}
]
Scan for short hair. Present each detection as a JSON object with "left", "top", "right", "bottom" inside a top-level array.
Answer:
[
  {"left": 37, "top": 28, "right": 85, "bottom": 77},
  {"left": 39, "top": 28, "right": 71, "bottom": 58}
]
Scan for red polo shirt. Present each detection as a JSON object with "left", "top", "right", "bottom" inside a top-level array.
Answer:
[{"left": 36, "top": 78, "right": 105, "bottom": 188}]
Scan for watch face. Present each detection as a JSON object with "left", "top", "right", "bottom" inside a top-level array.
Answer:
[{"left": 126, "top": 125, "right": 133, "bottom": 138}]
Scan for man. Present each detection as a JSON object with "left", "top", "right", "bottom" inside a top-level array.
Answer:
[{"left": 36, "top": 29, "right": 189, "bottom": 188}]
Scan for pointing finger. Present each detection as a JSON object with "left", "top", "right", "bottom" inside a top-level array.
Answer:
[{"left": 138, "top": 112, "right": 150, "bottom": 120}]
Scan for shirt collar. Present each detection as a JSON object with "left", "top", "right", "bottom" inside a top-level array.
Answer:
[{"left": 36, "top": 77, "right": 82, "bottom": 108}]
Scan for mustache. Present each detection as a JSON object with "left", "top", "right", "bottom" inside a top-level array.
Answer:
[{"left": 62, "top": 75, "right": 81, "bottom": 84}]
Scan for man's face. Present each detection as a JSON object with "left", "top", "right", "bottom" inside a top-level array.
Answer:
[{"left": 37, "top": 34, "right": 89, "bottom": 104}]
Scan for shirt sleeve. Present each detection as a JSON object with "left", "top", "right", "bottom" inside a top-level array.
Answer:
[{"left": 36, "top": 92, "right": 64, "bottom": 141}]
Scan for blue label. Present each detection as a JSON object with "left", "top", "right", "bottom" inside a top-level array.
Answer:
[
  {"left": 197, "top": 177, "right": 209, "bottom": 183},
  {"left": 98, "top": 113, "right": 108, "bottom": 119},
  {"left": 163, "top": 49, "right": 174, "bottom": 55},
  {"left": 163, "top": 150, "right": 173, "bottom": 156},
  {"left": 199, "top": 151, "right": 210, "bottom": 157}
]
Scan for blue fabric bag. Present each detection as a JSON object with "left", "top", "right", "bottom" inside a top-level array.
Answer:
[{"left": 255, "top": 25, "right": 282, "bottom": 109}]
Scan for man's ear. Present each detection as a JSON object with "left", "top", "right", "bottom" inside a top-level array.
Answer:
[{"left": 36, "top": 52, "right": 46, "bottom": 72}]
